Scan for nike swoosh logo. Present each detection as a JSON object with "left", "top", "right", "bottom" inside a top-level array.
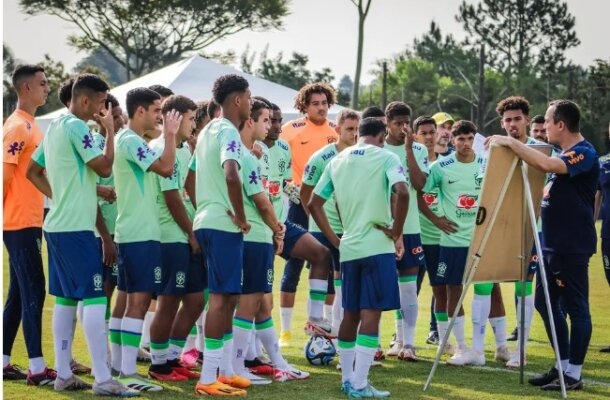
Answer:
[
  {"left": 292, "top": 371, "right": 302, "bottom": 376},
  {"left": 448, "top": 180, "right": 458, "bottom": 184},
  {"left": 301, "top": 141, "right": 310, "bottom": 145}
]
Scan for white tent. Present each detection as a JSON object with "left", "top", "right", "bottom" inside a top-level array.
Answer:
[{"left": 36, "top": 55, "right": 346, "bottom": 132}]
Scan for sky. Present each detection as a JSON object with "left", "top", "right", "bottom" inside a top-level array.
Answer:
[{"left": 3, "top": 0, "right": 609, "bottom": 85}]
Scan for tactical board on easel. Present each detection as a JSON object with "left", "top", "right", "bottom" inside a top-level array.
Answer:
[{"left": 465, "top": 144, "right": 553, "bottom": 283}]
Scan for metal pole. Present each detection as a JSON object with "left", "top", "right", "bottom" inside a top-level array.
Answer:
[{"left": 521, "top": 164, "right": 567, "bottom": 399}]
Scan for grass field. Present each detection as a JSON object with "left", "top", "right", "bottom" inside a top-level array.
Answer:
[{"left": 3, "top": 231, "right": 610, "bottom": 399}]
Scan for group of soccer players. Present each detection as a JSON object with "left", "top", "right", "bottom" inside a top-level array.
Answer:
[{"left": 3, "top": 62, "right": 601, "bottom": 398}]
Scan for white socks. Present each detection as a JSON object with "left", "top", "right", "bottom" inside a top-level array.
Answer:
[
  {"left": 82, "top": 302, "right": 111, "bottom": 382},
  {"left": 399, "top": 279, "right": 418, "bottom": 346},
  {"left": 471, "top": 294, "right": 491, "bottom": 353},
  {"left": 489, "top": 316, "right": 508, "bottom": 349},
  {"left": 53, "top": 302, "right": 77, "bottom": 380},
  {"left": 279, "top": 307, "right": 293, "bottom": 332}
]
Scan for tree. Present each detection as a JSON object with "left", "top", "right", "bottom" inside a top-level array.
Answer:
[
  {"left": 37, "top": 54, "right": 72, "bottom": 115},
  {"left": 337, "top": 75, "right": 353, "bottom": 106},
  {"left": 457, "top": 0, "right": 580, "bottom": 77},
  {"left": 3, "top": 44, "right": 20, "bottom": 117},
  {"left": 255, "top": 51, "right": 335, "bottom": 91},
  {"left": 20, "top": 0, "right": 289, "bottom": 80},
  {"left": 349, "top": 0, "right": 372, "bottom": 109},
  {"left": 74, "top": 46, "right": 128, "bottom": 86}
]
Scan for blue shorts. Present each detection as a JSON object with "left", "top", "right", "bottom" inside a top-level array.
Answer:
[
  {"left": 311, "top": 232, "right": 341, "bottom": 273},
  {"left": 117, "top": 241, "right": 162, "bottom": 293},
  {"left": 242, "top": 242, "right": 274, "bottom": 294},
  {"left": 97, "top": 238, "right": 118, "bottom": 286},
  {"left": 45, "top": 231, "right": 104, "bottom": 300},
  {"left": 437, "top": 246, "right": 469, "bottom": 286},
  {"left": 159, "top": 243, "right": 206, "bottom": 296},
  {"left": 280, "top": 221, "right": 307, "bottom": 260},
  {"left": 195, "top": 229, "right": 243, "bottom": 295},
  {"left": 341, "top": 253, "right": 400, "bottom": 312},
  {"left": 396, "top": 234, "right": 426, "bottom": 270},
  {"left": 423, "top": 244, "right": 443, "bottom": 286}
]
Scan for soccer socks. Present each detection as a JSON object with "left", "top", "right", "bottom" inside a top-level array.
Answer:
[
  {"left": 308, "top": 279, "right": 327, "bottom": 320},
  {"left": 219, "top": 332, "right": 235, "bottom": 377},
  {"left": 200, "top": 337, "right": 223, "bottom": 385},
  {"left": 338, "top": 340, "right": 355, "bottom": 384},
  {"left": 565, "top": 363, "right": 583, "bottom": 380},
  {"left": 168, "top": 338, "right": 186, "bottom": 361},
  {"left": 232, "top": 317, "right": 253, "bottom": 372},
  {"left": 196, "top": 309, "right": 206, "bottom": 352},
  {"left": 28, "top": 357, "right": 45, "bottom": 375},
  {"left": 183, "top": 325, "right": 197, "bottom": 352},
  {"left": 324, "top": 304, "right": 333, "bottom": 324},
  {"left": 399, "top": 276, "right": 418, "bottom": 346},
  {"left": 332, "top": 279, "right": 343, "bottom": 331},
  {"left": 256, "top": 318, "right": 290, "bottom": 369},
  {"left": 109, "top": 317, "right": 122, "bottom": 372},
  {"left": 353, "top": 334, "right": 378, "bottom": 390},
  {"left": 395, "top": 310, "right": 404, "bottom": 344},
  {"left": 435, "top": 311, "right": 449, "bottom": 343},
  {"left": 515, "top": 281, "right": 534, "bottom": 351},
  {"left": 120, "top": 317, "right": 143, "bottom": 376},
  {"left": 453, "top": 316, "right": 467, "bottom": 349},
  {"left": 471, "top": 294, "right": 491, "bottom": 353},
  {"left": 150, "top": 341, "right": 169, "bottom": 366},
  {"left": 140, "top": 310, "right": 154, "bottom": 349},
  {"left": 489, "top": 316, "right": 508, "bottom": 349},
  {"left": 54, "top": 298, "right": 77, "bottom": 379},
  {"left": 279, "top": 307, "right": 293, "bottom": 332},
  {"left": 82, "top": 298, "right": 111, "bottom": 382}
]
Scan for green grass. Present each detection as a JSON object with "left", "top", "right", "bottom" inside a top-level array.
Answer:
[{"left": 3, "top": 231, "right": 610, "bottom": 399}]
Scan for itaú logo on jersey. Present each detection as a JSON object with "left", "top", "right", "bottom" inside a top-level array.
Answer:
[
  {"left": 457, "top": 194, "right": 478, "bottom": 210},
  {"left": 422, "top": 193, "right": 438, "bottom": 206}
]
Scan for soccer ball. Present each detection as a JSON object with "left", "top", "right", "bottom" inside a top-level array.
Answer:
[{"left": 304, "top": 334, "right": 336, "bottom": 366}]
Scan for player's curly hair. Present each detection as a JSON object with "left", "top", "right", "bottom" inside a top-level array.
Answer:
[
  {"left": 385, "top": 101, "right": 412, "bottom": 121},
  {"left": 212, "top": 74, "right": 249, "bottom": 105},
  {"left": 294, "top": 82, "right": 337, "bottom": 113},
  {"left": 451, "top": 120, "right": 478, "bottom": 136},
  {"left": 496, "top": 96, "right": 530, "bottom": 117}
]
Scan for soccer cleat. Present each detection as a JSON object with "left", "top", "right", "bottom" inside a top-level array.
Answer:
[
  {"left": 397, "top": 345, "right": 418, "bottom": 362},
  {"left": 506, "top": 352, "right": 526, "bottom": 368},
  {"left": 54, "top": 374, "right": 92, "bottom": 391},
  {"left": 167, "top": 359, "right": 200, "bottom": 379},
  {"left": 197, "top": 351, "right": 204, "bottom": 366},
  {"left": 244, "top": 358, "right": 274, "bottom": 376},
  {"left": 93, "top": 378, "right": 140, "bottom": 397},
  {"left": 374, "top": 347, "right": 385, "bottom": 361},
  {"left": 181, "top": 348, "right": 200, "bottom": 369},
  {"left": 336, "top": 361, "right": 342, "bottom": 370},
  {"left": 494, "top": 345, "right": 511, "bottom": 362},
  {"left": 426, "top": 331, "right": 440, "bottom": 345},
  {"left": 541, "top": 374, "right": 583, "bottom": 391},
  {"left": 279, "top": 331, "right": 292, "bottom": 348},
  {"left": 118, "top": 373, "right": 163, "bottom": 392},
  {"left": 148, "top": 368, "right": 188, "bottom": 382},
  {"left": 304, "top": 317, "right": 337, "bottom": 339},
  {"left": 469, "top": 350, "right": 486, "bottom": 366},
  {"left": 347, "top": 383, "right": 391, "bottom": 398},
  {"left": 341, "top": 381, "right": 352, "bottom": 394},
  {"left": 70, "top": 359, "right": 92, "bottom": 375},
  {"left": 111, "top": 368, "right": 121, "bottom": 377},
  {"left": 528, "top": 367, "right": 559, "bottom": 387},
  {"left": 273, "top": 366, "right": 310, "bottom": 382},
  {"left": 3, "top": 364, "right": 27, "bottom": 380},
  {"left": 447, "top": 348, "right": 478, "bottom": 366},
  {"left": 507, "top": 327, "right": 518, "bottom": 341},
  {"left": 26, "top": 367, "right": 57, "bottom": 386},
  {"left": 386, "top": 340, "right": 403, "bottom": 357},
  {"left": 218, "top": 374, "right": 251, "bottom": 389},
  {"left": 195, "top": 380, "right": 246, "bottom": 396},
  {"left": 136, "top": 347, "right": 151, "bottom": 363},
  {"left": 371, "top": 360, "right": 383, "bottom": 367},
  {"left": 600, "top": 346, "right": 610, "bottom": 353},
  {"left": 238, "top": 370, "right": 272, "bottom": 385}
]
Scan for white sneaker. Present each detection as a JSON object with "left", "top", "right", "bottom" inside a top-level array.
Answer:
[
  {"left": 470, "top": 350, "right": 486, "bottom": 366},
  {"left": 386, "top": 341, "right": 403, "bottom": 357},
  {"left": 273, "top": 366, "right": 310, "bottom": 382},
  {"left": 494, "top": 345, "right": 511, "bottom": 362},
  {"left": 136, "top": 348, "right": 151, "bottom": 363},
  {"left": 239, "top": 369, "right": 272, "bottom": 385},
  {"left": 506, "top": 352, "right": 526, "bottom": 368},
  {"left": 447, "top": 347, "right": 475, "bottom": 366},
  {"left": 304, "top": 317, "right": 337, "bottom": 338},
  {"left": 397, "top": 345, "right": 418, "bottom": 362},
  {"left": 93, "top": 378, "right": 140, "bottom": 397}
]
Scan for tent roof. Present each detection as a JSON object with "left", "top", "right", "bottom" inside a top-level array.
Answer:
[{"left": 36, "top": 55, "right": 346, "bottom": 131}]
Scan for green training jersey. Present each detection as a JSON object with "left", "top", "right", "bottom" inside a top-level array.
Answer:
[
  {"left": 267, "top": 138, "right": 292, "bottom": 222},
  {"left": 302, "top": 143, "right": 343, "bottom": 234},
  {"left": 314, "top": 143, "right": 407, "bottom": 262},
  {"left": 113, "top": 128, "right": 162, "bottom": 243},
  {"left": 92, "top": 131, "right": 117, "bottom": 235},
  {"left": 150, "top": 137, "right": 189, "bottom": 244},
  {"left": 242, "top": 149, "right": 272, "bottom": 244},
  {"left": 192, "top": 118, "right": 243, "bottom": 233},
  {"left": 419, "top": 159, "right": 442, "bottom": 245},
  {"left": 32, "top": 113, "right": 102, "bottom": 233},
  {"left": 423, "top": 152, "right": 486, "bottom": 247},
  {"left": 384, "top": 142, "right": 429, "bottom": 235},
  {"left": 176, "top": 143, "right": 196, "bottom": 221}
]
